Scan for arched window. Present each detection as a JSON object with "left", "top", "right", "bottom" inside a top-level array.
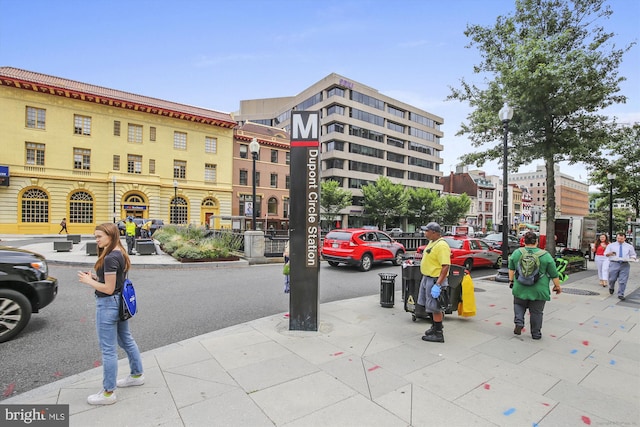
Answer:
[
  {"left": 268, "top": 197, "right": 278, "bottom": 215},
  {"left": 171, "top": 196, "right": 188, "bottom": 224},
  {"left": 69, "top": 191, "right": 94, "bottom": 223},
  {"left": 21, "top": 188, "right": 49, "bottom": 223},
  {"left": 202, "top": 198, "right": 217, "bottom": 208}
]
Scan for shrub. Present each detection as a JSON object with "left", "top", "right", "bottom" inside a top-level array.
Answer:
[{"left": 151, "top": 225, "right": 239, "bottom": 261}]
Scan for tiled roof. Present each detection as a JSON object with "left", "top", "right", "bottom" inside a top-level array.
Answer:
[{"left": 0, "top": 66, "right": 236, "bottom": 128}]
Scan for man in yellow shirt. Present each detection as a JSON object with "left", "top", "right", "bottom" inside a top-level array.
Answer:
[
  {"left": 418, "top": 222, "right": 451, "bottom": 343},
  {"left": 125, "top": 217, "right": 137, "bottom": 255}
]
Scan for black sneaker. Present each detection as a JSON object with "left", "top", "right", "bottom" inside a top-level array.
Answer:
[
  {"left": 421, "top": 332, "right": 444, "bottom": 343},
  {"left": 514, "top": 325, "right": 523, "bottom": 335},
  {"left": 609, "top": 288, "right": 614, "bottom": 295}
]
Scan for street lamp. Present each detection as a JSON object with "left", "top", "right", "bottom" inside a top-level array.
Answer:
[
  {"left": 249, "top": 137, "right": 260, "bottom": 231},
  {"left": 607, "top": 172, "right": 616, "bottom": 239},
  {"left": 173, "top": 180, "right": 178, "bottom": 224},
  {"left": 112, "top": 175, "right": 117, "bottom": 223},
  {"left": 496, "top": 102, "right": 514, "bottom": 282}
]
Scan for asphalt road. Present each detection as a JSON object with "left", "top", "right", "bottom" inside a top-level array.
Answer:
[{"left": 0, "top": 260, "right": 404, "bottom": 400}]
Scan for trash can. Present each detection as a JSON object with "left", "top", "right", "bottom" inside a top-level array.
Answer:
[
  {"left": 401, "top": 260, "right": 427, "bottom": 320},
  {"left": 443, "top": 265, "right": 466, "bottom": 314},
  {"left": 378, "top": 273, "right": 398, "bottom": 308}
]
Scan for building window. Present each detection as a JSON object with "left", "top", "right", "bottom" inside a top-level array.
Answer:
[
  {"left": 74, "top": 114, "right": 91, "bottom": 136},
  {"left": 387, "top": 121, "right": 405, "bottom": 133},
  {"left": 73, "top": 148, "right": 91, "bottom": 170},
  {"left": 255, "top": 172, "right": 260, "bottom": 187},
  {"left": 240, "top": 194, "right": 261, "bottom": 218},
  {"left": 205, "top": 136, "right": 217, "bottom": 153},
  {"left": 408, "top": 141, "right": 432, "bottom": 155},
  {"left": 350, "top": 90, "right": 384, "bottom": 110},
  {"left": 149, "top": 159, "right": 155, "bottom": 174},
  {"left": 387, "top": 152, "right": 405, "bottom": 164},
  {"left": 170, "top": 196, "right": 188, "bottom": 225},
  {"left": 326, "top": 140, "right": 345, "bottom": 151},
  {"left": 174, "top": 131, "right": 187, "bottom": 150},
  {"left": 26, "top": 106, "right": 46, "bottom": 129},
  {"left": 387, "top": 168, "right": 404, "bottom": 179},
  {"left": 408, "top": 157, "right": 434, "bottom": 169},
  {"left": 325, "top": 159, "right": 344, "bottom": 169},
  {"left": 69, "top": 191, "right": 94, "bottom": 223},
  {"left": 150, "top": 127, "right": 156, "bottom": 141},
  {"left": 239, "top": 144, "right": 248, "bottom": 159},
  {"left": 25, "top": 142, "right": 45, "bottom": 166},
  {"left": 327, "top": 104, "right": 345, "bottom": 116},
  {"left": 327, "top": 87, "right": 345, "bottom": 98},
  {"left": 387, "top": 137, "right": 405, "bottom": 148},
  {"left": 239, "top": 170, "right": 248, "bottom": 186},
  {"left": 295, "top": 92, "right": 322, "bottom": 111},
  {"left": 387, "top": 105, "right": 405, "bottom": 118},
  {"left": 286, "top": 152, "right": 290, "bottom": 165},
  {"left": 205, "top": 163, "right": 217, "bottom": 182},
  {"left": 271, "top": 149, "right": 278, "bottom": 163},
  {"left": 283, "top": 197, "right": 290, "bottom": 218},
  {"left": 127, "top": 155, "right": 142, "bottom": 174},
  {"left": 114, "top": 121, "right": 121, "bottom": 136},
  {"left": 350, "top": 125, "right": 384, "bottom": 142},
  {"left": 327, "top": 122, "right": 344, "bottom": 134},
  {"left": 268, "top": 197, "right": 278, "bottom": 215},
  {"left": 21, "top": 188, "right": 49, "bottom": 223},
  {"left": 113, "top": 155, "right": 120, "bottom": 171},
  {"left": 270, "top": 173, "right": 278, "bottom": 188},
  {"left": 128, "top": 124, "right": 143, "bottom": 143},
  {"left": 173, "top": 160, "right": 186, "bottom": 179},
  {"left": 349, "top": 142, "right": 384, "bottom": 159},
  {"left": 285, "top": 175, "right": 290, "bottom": 189}
]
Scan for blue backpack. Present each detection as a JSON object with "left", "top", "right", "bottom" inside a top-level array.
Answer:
[{"left": 119, "top": 277, "right": 137, "bottom": 320}]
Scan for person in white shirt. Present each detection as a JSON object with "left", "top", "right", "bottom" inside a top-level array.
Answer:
[{"left": 605, "top": 232, "right": 638, "bottom": 300}]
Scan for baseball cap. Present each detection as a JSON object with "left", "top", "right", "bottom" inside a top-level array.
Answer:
[{"left": 425, "top": 222, "right": 441, "bottom": 233}]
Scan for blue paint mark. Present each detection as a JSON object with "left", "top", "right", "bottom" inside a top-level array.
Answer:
[
  {"left": 594, "top": 320, "right": 599, "bottom": 324},
  {"left": 533, "top": 423, "right": 539, "bottom": 427},
  {"left": 609, "top": 359, "right": 616, "bottom": 365},
  {"left": 619, "top": 325, "right": 625, "bottom": 329},
  {"left": 503, "top": 408, "right": 516, "bottom": 416},
  {"left": 587, "top": 355, "right": 594, "bottom": 359},
  {"left": 570, "top": 349, "right": 578, "bottom": 354}
]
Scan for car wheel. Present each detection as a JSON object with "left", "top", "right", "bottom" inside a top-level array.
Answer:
[
  {"left": 0, "top": 289, "right": 32, "bottom": 343},
  {"left": 392, "top": 250, "right": 404, "bottom": 266},
  {"left": 359, "top": 254, "right": 373, "bottom": 272},
  {"left": 463, "top": 258, "right": 473, "bottom": 272},
  {"left": 493, "top": 256, "right": 503, "bottom": 268},
  {"left": 328, "top": 261, "right": 340, "bottom": 267}
]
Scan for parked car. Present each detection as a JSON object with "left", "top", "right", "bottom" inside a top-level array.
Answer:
[
  {"left": 482, "top": 233, "right": 521, "bottom": 253},
  {"left": 417, "top": 236, "right": 502, "bottom": 271},
  {"left": 0, "top": 246, "right": 58, "bottom": 343},
  {"left": 321, "top": 229, "right": 406, "bottom": 272},
  {"left": 387, "top": 228, "right": 404, "bottom": 237}
]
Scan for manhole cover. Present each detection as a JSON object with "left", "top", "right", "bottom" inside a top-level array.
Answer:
[{"left": 561, "top": 288, "right": 600, "bottom": 296}]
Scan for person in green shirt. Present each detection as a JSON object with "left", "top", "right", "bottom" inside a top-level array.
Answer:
[{"left": 508, "top": 231, "right": 562, "bottom": 340}]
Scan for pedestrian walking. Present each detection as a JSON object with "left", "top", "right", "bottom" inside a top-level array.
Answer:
[
  {"left": 593, "top": 233, "right": 610, "bottom": 287},
  {"left": 77, "top": 223, "right": 144, "bottom": 405},
  {"left": 508, "top": 231, "right": 562, "bottom": 340},
  {"left": 418, "top": 222, "right": 450, "bottom": 343},
  {"left": 125, "top": 217, "right": 136, "bottom": 255},
  {"left": 605, "top": 232, "right": 638, "bottom": 300},
  {"left": 58, "top": 218, "right": 68, "bottom": 234}
]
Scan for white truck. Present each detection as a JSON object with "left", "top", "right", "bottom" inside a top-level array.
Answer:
[{"left": 540, "top": 216, "right": 597, "bottom": 256}]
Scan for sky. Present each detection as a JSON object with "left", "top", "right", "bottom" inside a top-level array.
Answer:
[{"left": 1, "top": 0, "right": 638, "bottom": 191}]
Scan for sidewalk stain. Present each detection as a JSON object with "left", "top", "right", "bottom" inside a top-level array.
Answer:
[{"left": 503, "top": 407, "right": 515, "bottom": 416}]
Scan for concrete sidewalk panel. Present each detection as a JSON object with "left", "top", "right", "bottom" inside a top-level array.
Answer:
[
  {"left": 410, "top": 384, "right": 497, "bottom": 427},
  {"left": 409, "top": 359, "right": 491, "bottom": 401},
  {"left": 521, "top": 348, "right": 597, "bottom": 383},
  {"left": 179, "top": 387, "right": 273, "bottom": 427},
  {"left": 228, "top": 352, "right": 318, "bottom": 393}
]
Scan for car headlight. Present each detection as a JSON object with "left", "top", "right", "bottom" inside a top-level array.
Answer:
[{"left": 30, "top": 260, "right": 48, "bottom": 276}]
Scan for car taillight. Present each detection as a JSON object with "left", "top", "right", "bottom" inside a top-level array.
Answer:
[{"left": 349, "top": 239, "right": 357, "bottom": 247}]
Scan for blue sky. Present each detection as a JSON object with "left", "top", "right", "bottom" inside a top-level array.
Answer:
[{"left": 1, "top": 0, "right": 638, "bottom": 187}]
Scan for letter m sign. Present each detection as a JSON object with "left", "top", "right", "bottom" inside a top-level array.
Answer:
[{"left": 291, "top": 111, "right": 319, "bottom": 147}]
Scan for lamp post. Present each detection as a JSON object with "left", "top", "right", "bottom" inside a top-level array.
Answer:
[
  {"left": 496, "top": 102, "right": 514, "bottom": 282},
  {"left": 607, "top": 172, "right": 616, "bottom": 239},
  {"left": 112, "top": 175, "right": 117, "bottom": 223},
  {"left": 249, "top": 137, "right": 260, "bottom": 231},
  {"left": 173, "top": 180, "right": 178, "bottom": 224}
]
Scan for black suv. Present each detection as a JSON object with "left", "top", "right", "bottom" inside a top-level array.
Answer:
[{"left": 0, "top": 246, "right": 58, "bottom": 343}]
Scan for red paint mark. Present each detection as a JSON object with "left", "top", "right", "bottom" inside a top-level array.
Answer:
[
  {"left": 489, "top": 304, "right": 496, "bottom": 307},
  {"left": 53, "top": 371, "right": 63, "bottom": 378},
  {"left": 579, "top": 323, "right": 584, "bottom": 325},
  {"left": 550, "top": 334, "right": 557, "bottom": 338},
  {"left": 542, "top": 402, "right": 550, "bottom": 406},
  {"left": 368, "top": 365, "right": 381, "bottom": 372},
  {"left": 331, "top": 352, "right": 344, "bottom": 356},
  {"left": 80, "top": 316, "right": 86, "bottom": 323},
  {"left": 284, "top": 313, "right": 290, "bottom": 318},
  {"left": 3, "top": 383, "right": 16, "bottom": 397},
  {"left": 582, "top": 340, "right": 590, "bottom": 346},
  {"left": 93, "top": 360, "right": 101, "bottom": 368},
  {"left": 581, "top": 415, "right": 592, "bottom": 425},
  {"left": 495, "top": 322, "right": 502, "bottom": 326},
  {"left": 483, "top": 383, "right": 491, "bottom": 390}
]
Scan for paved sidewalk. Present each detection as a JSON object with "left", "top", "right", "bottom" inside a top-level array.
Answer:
[{"left": 3, "top": 236, "right": 639, "bottom": 426}]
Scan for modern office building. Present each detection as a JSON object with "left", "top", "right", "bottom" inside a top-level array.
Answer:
[
  {"left": 236, "top": 73, "right": 444, "bottom": 229},
  {"left": 0, "top": 67, "right": 236, "bottom": 234}
]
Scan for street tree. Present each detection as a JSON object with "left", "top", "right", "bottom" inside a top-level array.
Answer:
[
  {"left": 448, "top": 0, "right": 634, "bottom": 252},
  {"left": 320, "top": 180, "right": 352, "bottom": 229},
  {"left": 407, "top": 187, "right": 441, "bottom": 229},
  {"left": 439, "top": 194, "right": 472, "bottom": 226},
  {"left": 361, "top": 177, "right": 408, "bottom": 229}
]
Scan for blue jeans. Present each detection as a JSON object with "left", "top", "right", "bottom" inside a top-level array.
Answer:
[{"left": 95, "top": 294, "right": 143, "bottom": 391}]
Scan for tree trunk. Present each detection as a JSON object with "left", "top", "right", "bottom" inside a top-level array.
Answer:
[{"left": 545, "top": 158, "right": 556, "bottom": 256}]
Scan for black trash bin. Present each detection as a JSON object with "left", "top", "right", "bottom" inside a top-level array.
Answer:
[
  {"left": 401, "top": 260, "right": 429, "bottom": 321},
  {"left": 442, "top": 264, "right": 466, "bottom": 314},
  {"left": 378, "top": 273, "right": 398, "bottom": 308}
]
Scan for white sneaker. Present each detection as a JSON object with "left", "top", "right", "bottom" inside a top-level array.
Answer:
[
  {"left": 117, "top": 374, "right": 145, "bottom": 388},
  {"left": 87, "top": 390, "right": 116, "bottom": 405}
]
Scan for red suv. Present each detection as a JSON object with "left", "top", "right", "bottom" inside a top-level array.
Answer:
[
  {"left": 321, "top": 229, "right": 405, "bottom": 272},
  {"left": 417, "top": 236, "right": 502, "bottom": 271}
]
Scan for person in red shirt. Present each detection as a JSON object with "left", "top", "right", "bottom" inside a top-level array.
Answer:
[{"left": 593, "top": 233, "right": 610, "bottom": 287}]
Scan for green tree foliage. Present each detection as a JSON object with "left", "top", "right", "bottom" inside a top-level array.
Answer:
[
  {"left": 361, "top": 177, "right": 408, "bottom": 229},
  {"left": 407, "top": 187, "right": 441, "bottom": 228},
  {"left": 448, "top": 0, "right": 634, "bottom": 252},
  {"left": 320, "top": 180, "right": 352, "bottom": 226},
  {"left": 439, "top": 194, "right": 472, "bottom": 225}
]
